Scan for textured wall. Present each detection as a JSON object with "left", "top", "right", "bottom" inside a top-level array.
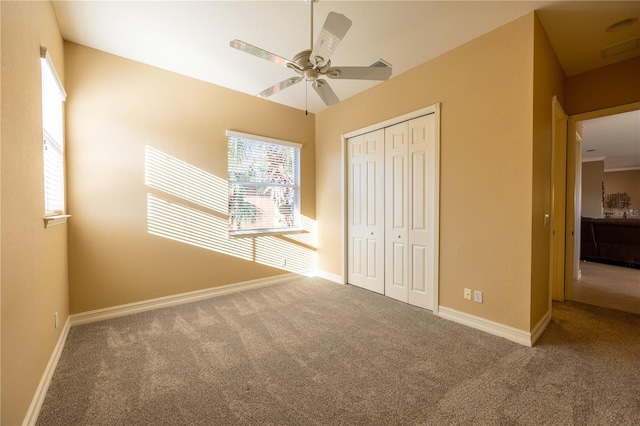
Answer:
[
  {"left": 0, "top": 2, "right": 69, "bottom": 424},
  {"left": 65, "top": 43, "right": 316, "bottom": 314},
  {"left": 582, "top": 161, "right": 605, "bottom": 219},
  {"left": 316, "top": 14, "right": 536, "bottom": 331},
  {"left": 566, "top": 57, "right": 640, "bottom": 116},
  {"left": 604, "top": 170, "right": 640, "bottom": 217}
]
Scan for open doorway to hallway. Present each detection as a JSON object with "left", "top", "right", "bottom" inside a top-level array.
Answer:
[
  {"left": 573, "top": 109, "right": 640, "bottom": 314},
  {"left": 573, "top": 261, "right": 639, "bottom": 314}
]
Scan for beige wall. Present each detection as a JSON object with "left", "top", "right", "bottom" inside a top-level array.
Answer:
[
  {"left": 582, "top": 161, "right": 604, "bottom": 218},
  {"left": 530, "top": 15, "right": 566, "bottom": 328},
  {"left": 65, "top": 43, "right": 316, "bottom": 314},
  {"left": 317, "top": 14, "right": 537, "bottom": 331},
  {"left": 604, "top": 169, "right": 640, "bottom": 217},
  {"left": 566, "top": 57, "right": 640, "bottom": 116},
  {"left": 0, "top": 2, "right": 69, "bottom": 425}
]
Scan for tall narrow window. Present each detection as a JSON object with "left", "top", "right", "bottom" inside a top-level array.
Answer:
[
  {"left": 227, "top": 130, "right": 301, "bottom": 235},
  {"left": 41, "top": 46, "right": 67, "bottom": 218}
]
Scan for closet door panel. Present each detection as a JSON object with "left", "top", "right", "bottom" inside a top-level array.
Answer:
[
  {"left": 363, "top": 130, "right": 385, "bottom": 294},
  {"left": 385, "top": 123, "right": 409, "bottom": 302},
  {"left": 347, "top": 135, "right": 365, "bottom": 288},
  {"left": 348, "top": 130, "right": 384, "bottom": 294},
  {"left": 411, "top": 151, "right": 427, "bottom": 231},
  {"left": 408, "top": 115, "right": 434, "bottom": 309},
  {"left": 392, "top": 156, "right": 405, "bottom": 228},
  {"left": 392, "top": 242, "right": 406, "bottom": 286},
  {"left": 412, "top": 245, "right": 427, "bottom": 292},
  {"left": 352, "top": 237, "right": 363, "bottom": 275}
]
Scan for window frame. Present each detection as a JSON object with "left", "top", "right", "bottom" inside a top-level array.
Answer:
[
  {"left": 226, "top": 130, "right": 302, "bottom": 237},
  {"left": 41, "top": 46, "right": 70, "bottom": 227}
]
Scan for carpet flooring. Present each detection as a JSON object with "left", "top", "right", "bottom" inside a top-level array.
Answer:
[{"left": 37, "top": 276, "right": 640, "bottom": 425}]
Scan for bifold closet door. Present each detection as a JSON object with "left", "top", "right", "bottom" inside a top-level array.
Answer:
[
  {"left": 406, "top": 115, "right": 434, "bottom": 310},
  {"left": 347, "top": 113, "right": 436, "bottom": 309},
  {"left": 384, "top": 122, "right": 409, "bottom": 302},
  {"left": 347, "top": 129, "right": 385, "bottom": 294},
  {"left": 384, "top": 115, "right": 434, "bottom": 309}
]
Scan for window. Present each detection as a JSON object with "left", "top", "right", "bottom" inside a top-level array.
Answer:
[
  {"left": 227, "top": 130, "right": 301, "bottom": 235},
  {"left": 40, "top": 46, "right": 67, "bottom": 221}
]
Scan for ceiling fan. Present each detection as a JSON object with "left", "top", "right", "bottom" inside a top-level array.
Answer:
[{"left": 230, "top": 0, "right": 392, "bottom": 110}]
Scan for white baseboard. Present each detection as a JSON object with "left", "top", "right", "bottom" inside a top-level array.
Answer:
[
  {"left": 70, "top": 273, "right": 297, "bottom": 326},
  {"left": 437, "top": 306, "right": 534, "bottom": 347},
  {"left": 314, "top": 270, "right": 344, "bottom": 284},
  {"left": 23, "top": 317, "right": 71, "bottom": 426},
  {"left": 530, "top": 309, "right": 552, "bottom": 346}
]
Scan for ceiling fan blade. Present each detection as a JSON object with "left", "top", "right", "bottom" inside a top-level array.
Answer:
[
  {"left": 310, "top": 12, "right": 352, "bottom": 68},
  {"left": 230, "top": 39, "right": 291, "bottom": 67},
  {"left": 326, "top": 66, "right": 392, "bottom": 81},
  {"left": 257, "top": 77, "right": 303, "bottom": 99},
  {"left": 312, "top": 79, "right": 340, "bottom": 106}
]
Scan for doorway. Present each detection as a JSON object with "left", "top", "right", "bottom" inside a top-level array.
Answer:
[{"left": 565, "top": 103, "right": 640, "bottom": 314}]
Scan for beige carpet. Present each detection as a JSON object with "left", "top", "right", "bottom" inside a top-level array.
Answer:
[{"left": 37, "top": 277, "right": 640, "bottom": 425}]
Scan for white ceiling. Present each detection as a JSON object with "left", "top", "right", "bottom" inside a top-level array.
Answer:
[
  {"left": 52, "top": 0, "right": 640, "bottom": 164},
  {"left": 52, "top": 0, "right": 638, "bottom": 114},
  {"left": 581, "top": 110, "right": 640, "bottom": 170}
]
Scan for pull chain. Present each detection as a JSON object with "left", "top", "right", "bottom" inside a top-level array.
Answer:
[{"left": 305, "top": 81, "right": 308, "bottom": 115}]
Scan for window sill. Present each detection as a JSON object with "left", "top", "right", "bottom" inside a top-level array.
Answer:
[
  {"left": 229, "top": 229, "right": 303, "bottom": 239},
  {"left": 44, "top": 214, "right": 71, "bottom": 228}
]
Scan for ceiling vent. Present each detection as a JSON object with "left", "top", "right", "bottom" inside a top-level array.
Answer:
[
  {"left": 601, "top": 37, "right": 640, "bottom": 58},
  {"left": 370, "top": 58, "right": 392, "bottom": 68}
]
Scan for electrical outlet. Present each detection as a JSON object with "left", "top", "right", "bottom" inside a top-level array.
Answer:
[
  {"left": 464, "top": 288, "right": 472, "bottom": 300},
  {"left": 54, "top": 312, "right": 59, "bottom": 328},
  {"left": 474, "top": 290, "right": 483, "bottom": 303}
]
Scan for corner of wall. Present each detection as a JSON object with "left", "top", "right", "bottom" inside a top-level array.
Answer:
[{"left": 530, "top": 13, "right": 566, "bottom": 331}]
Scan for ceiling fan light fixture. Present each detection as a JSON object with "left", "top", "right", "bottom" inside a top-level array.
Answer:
[
  {"left": 304, "top": 68, "right": 319, "bottom": 81},
  {"left": 606, "top": 17, "right": 638, "bottom": 32}
]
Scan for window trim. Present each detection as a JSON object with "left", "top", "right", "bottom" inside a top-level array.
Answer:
[
  {"left": 226, "top": 130, "right": 302, "bottom": 150},
  {"left": 40, "top": 46, "right": 67, "bottom": 100},
  {"left": 226, "top": 130, "right": 302, "bottom": 237},
  {"left": 41, "top": 46, "right": 69, "bottom": 226},
  {"left": 44, "top": 215, "right": 72, "bottom": 229}
]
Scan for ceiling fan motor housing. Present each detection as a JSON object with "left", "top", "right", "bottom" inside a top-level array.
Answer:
[
  {"left": 230, "top": 4, "right": 390, "bottom": 107},
  {"left": 287, "top": 50, "right": 332, "bottom": 81}
]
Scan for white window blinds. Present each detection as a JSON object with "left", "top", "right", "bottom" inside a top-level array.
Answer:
[
  {"left": 227, "top": 131, "right": 301, "bottom": 234},
  {"left": 41, "top": 47, "right": 67, "bottom": 216}
]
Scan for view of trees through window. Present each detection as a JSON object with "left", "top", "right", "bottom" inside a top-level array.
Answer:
[{"left": 228, "top": 135, "right": 300, "bottom": 234}]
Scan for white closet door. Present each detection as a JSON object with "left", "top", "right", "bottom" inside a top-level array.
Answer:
[
  {"left": 347, "top": 109, "right": 438, "bottom": 309},
  {"left": 384, "top": 122, "right": 409, "bottom": 302},
  {"left": 408, "top": 115, "right": 435, "bottom": 310},
  {"left": 347, "top": 130, "right": 385, "bottom": 294}
]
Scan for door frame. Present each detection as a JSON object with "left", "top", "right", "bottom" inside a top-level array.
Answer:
[
  {"left": 550, "top": 96, "right": 567, "bottom": 303},
  {"left": 564, "top": 101, "right": 640, "bottom": 298},
  {"left": 341, "top": 104, "right": 441, "bottom": 313}
]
